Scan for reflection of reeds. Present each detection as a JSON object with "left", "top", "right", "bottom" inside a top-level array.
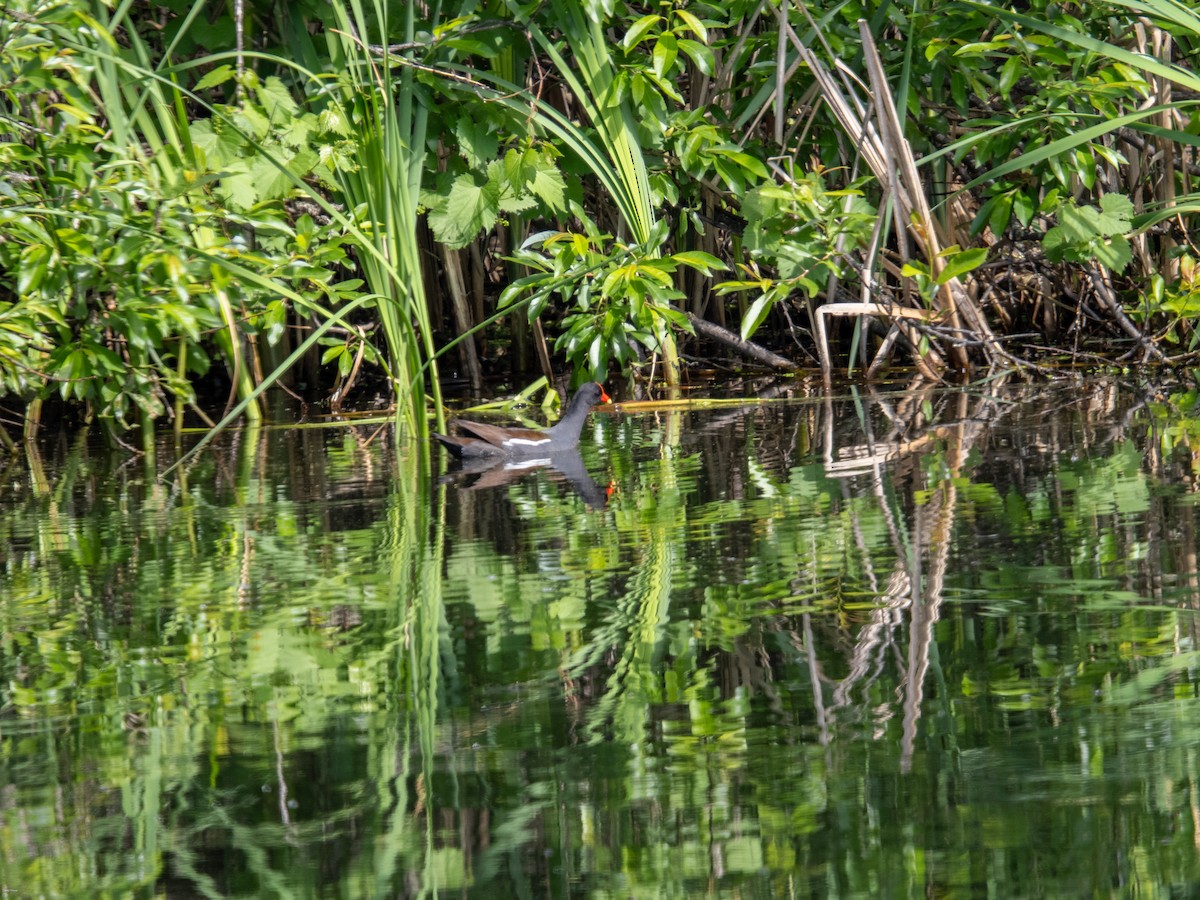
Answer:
[
  {"left": 820, "top": 384, "right": 1008, "bottom": 769},
  {"left": 373, "top": 442, "right": 449, "bottom": 892}
]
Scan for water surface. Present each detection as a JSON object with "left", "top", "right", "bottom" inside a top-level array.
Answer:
[{"left": 3, "top": 378, "right": 1200, "bottom": 897}]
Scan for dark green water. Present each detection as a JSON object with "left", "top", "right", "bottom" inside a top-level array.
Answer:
[{"left": 4, "top": 379, "right": 1200, "bottom": 897}]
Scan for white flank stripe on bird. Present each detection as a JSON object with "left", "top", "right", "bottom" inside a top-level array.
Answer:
[{"left": 505, "top": 458, "right": 550, "bottom": 469}]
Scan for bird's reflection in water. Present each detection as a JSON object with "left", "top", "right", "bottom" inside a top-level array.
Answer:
[{"left": 438, "top": 448, "right": 611, "bottom": 509}]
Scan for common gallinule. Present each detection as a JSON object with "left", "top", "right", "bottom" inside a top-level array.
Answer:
[{"left": 433, "top": 382, "right": 611, "bottom": 459}]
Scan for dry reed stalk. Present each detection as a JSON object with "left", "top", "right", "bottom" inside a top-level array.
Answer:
[
  {"left": 857, "top": 21, "right": 993, "bottom": 373},
  {"left": 1151, "top": 25, "right": 1180, "bottom": 283},
  {"left": 790, "top": 36, "right": 942, "bottom": 378},
  {"left": 786, "top": 9, "right": 1007, "bottom": 378},
  {"left": 441, "top": 245, "right": 483, "bottom": 393}
]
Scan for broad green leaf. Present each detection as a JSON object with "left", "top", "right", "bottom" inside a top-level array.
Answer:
[
  {"left": 455, "top": 115, "right": 499, "bottom": 169},
  {"left": 428, "top": 174, "right": 499, "bottom": 249},
  {"left": 1094, "top": 235, "right": 1133, "bottom": 273},
  {"left": 280, "top": 114, "right": 316, "bottom": 149},
  {"left": 714, "top": 278, "right": 772, "bottom": 295},
  {"left": 678, "top": 39, "right": 714, "bottom": 77},
  {"left": 1098, "top": 193, "right": 1134, "bottom": 232},
  {"left": 233, "top": 103, "right": 270, "bottom": 141},
  {"left": 670, "top": 250, "right": 726, "bottom": 275},
  {"left": 775, "top": 243, "right": 815, "bottom": 283},
  {"left": 713, "top": 148, "right": 770, "bottom": 179},
  {"left": 622, "top": 15, "right": 661, "bottom": 51},
  {"left": 317, "top": 107, "right": 350, "bottom": 136},
  {"left": 652, "top": 32, "right": 678, "bottom": 79},
  {"left": 987, "top": 192, "right": 1013, "bottom": 236},
  {"left": 998, "top": 56, "right": 1021, "bottom": 100},
  {"left": 936, "top": 247, "right": 989, "bottom": 285},
  {"left": 1012, "top": 190, "right": 1035, "bottom": 227},
  {"left": 257, "top": 76, "right": 299, "bottom": 120},
  {"left": 286, "top": 147, "right": 320, "bottom": 179},
  {"left": 248, "top": 154, "right": 294, "bottom": 202},
  {"left": 529, "top": 162, "right": 567, "bottom": 212},
  {"left": 740, "top": 293, "right": 773, "bottom": 341},
  {"left": 674, "top": 9, "right": 708, "bottom": 43},
  {"left": 498, "top": 273, "right": 547, "bottom": 310},
  {"left": 1075, "top": 148, "right": 1096, "bottom": 190},
  {"left": 498, "top": 193, "right": 537, "bottom": 214},
  {"left": 189, "top": 119, "right": 243, "bottom": 167},
  {"left": 215, "top": 163, "right": 258, "bottom": 211},
  {"left": 588, "top": 332, "right": 604, "bottom": 374},
  {"left": 955, "top": 40, "right": 1013, "bottom": 55},
  {"left": 17, "top": 244, "right": 49, "bottom": 295}
]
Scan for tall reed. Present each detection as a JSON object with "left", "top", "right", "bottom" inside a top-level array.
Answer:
[{"left": 328, "top": 0, "right": 445, "bottom": 440}]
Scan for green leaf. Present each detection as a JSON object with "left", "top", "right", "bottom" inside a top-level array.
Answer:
[
  {"left": 498, "top": 274, "right": 545, "bottom": 310},
  {"left": 216, "top": 162, "right": 258, "bottom": 211},
  {"left": 17, "top": 244, "right": 49, "bottom": 295},
  {"left": 455, "top": 115, "right": 499, "bottom": 169},
  {"left": 1043, "top": 197, "right": 1134, "bottom": 273},
  {"left": 286, "top": 147, "right": 320, "bottom": 179},
  {"left": 987, "top": 192, "right": 1014, "bottom": 236},
  {"left": 740, "top": 293, "right": 773, "bottom": 342},
  {"left": 1012, "top": 190, "right": 1035, "bottom": 227},
  {"left": 775, "top": 244, "right": 816, "bottom": 283},
  {"left": 248, "top": 154, "right": 294, "bottom": 202},
  {"left": 1094, "top": 235, "right": 1133, "bottom": 273},
  {"left": 715, "top": 278, "right": 771, "bottom": 295},
  {"left": 588, "top": 332, "right": 605, "bottom": 374},
  {"left": 936, "top": 247, "right": 989, "bottom": 285},
  {"left": 622, "top": 15, "right": 662, "bottom": 51},
  {"left": 652, "top": 32, "right": 678, "bottom": 79},
  {"left": 678, "top": 39, "right": 714, "bottom": 76},
  {"left": 194, "top": 64, "right": 235, "bottom": 91},
  {"left": 670, "top": 250, "right": 727, "bottom": 276},
  {"left": 499, "top": 194, "right": 538, "bottom": 215},
  {"left": 712, "top": 148, "right": 770, "bottom": 180},
  {"left": 674, "top": 9, "right": 708, "bottom": 43},
  {"left": 1075, "top": 148, "right": 1096, "bottom": 190},
  {"left": 1097, "top": 193, "right": 1134, "bottom": 233},
  {"left": 262, "top": 300, "right": 288, "bottom": 345},
  {"left": 280, "top": 113, "right": 316, "bottom": 149},
  {"left": 189, "top": 119, "right": 244, "bottom": 167},
  {"left": 234, "top": 104, "right": 271, "bottom": 141},
  {"left": 428, "top": 174, "right": 499, "bottom": 249},
  {"left": 257, "top": 76, "right": 299, "bottom": 120},
  {"left": 998, "top": 55, "right": 1021, "bottom": 100},
  {"left": 529, "top": 160, "right": 567, "bottom": 212}
]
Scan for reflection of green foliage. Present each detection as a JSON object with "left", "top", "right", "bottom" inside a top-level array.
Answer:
[
  {"left": 8, "top": 394, "right": 1200, "bottom": 894},
  {"left": 0, "top": 433, "right": 451, "bottom": 895}
]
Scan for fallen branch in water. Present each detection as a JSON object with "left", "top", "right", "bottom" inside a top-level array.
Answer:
[{"left": 687, "top": 313, "right": 800, "bottom": 371}]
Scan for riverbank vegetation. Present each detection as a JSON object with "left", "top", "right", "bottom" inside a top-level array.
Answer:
[{"left": 1, "top": 0, "right": 1198, "bottom": 446}]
